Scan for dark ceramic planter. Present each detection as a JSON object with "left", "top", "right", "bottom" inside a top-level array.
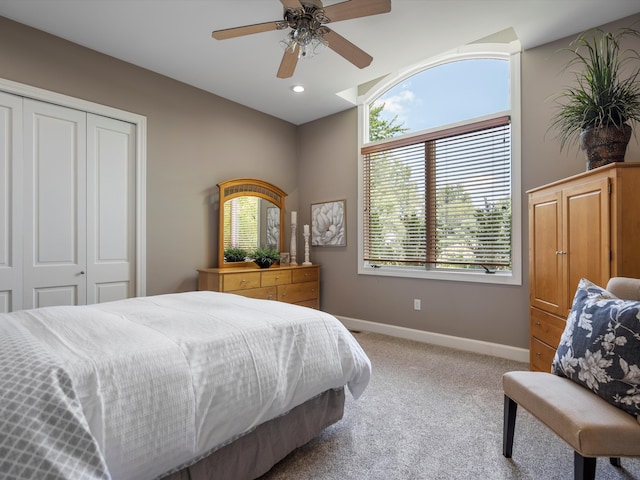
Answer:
[
  {"left": 579, "top": 124, "right": 632, "bottom": 170},
  {"left": 253, "top": 259, "right": 274, "bottom": 269}
]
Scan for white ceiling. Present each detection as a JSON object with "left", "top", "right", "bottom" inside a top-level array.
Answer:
[{"left": 1, "top": 0, "right": 639, "bottom": 125}]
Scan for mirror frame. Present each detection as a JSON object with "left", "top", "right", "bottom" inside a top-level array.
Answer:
[{"left": 218, "top": 178, "right": 287, "bottom": 268}]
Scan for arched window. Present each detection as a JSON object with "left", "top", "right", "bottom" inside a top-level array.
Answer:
[{"left": 359, "top": 48, "right": 521, "bottom": 285}]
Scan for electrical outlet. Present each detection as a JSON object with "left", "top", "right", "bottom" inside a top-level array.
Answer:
[{"left": 413, "top": 299, "right": 421, "bottom": 310}]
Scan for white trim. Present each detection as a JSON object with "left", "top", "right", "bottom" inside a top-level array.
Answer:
[
  {"left": 0, "top": 78, "right": 147, "bottom": 297},
  {"left": 356, "top": 45, "right": 523, "bottom": 286},
  {"left": 337, "top": 315, "right": 529, "bottom": 364}
]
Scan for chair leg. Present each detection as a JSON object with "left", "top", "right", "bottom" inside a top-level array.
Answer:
[
  {"left": 574, "top": 452, "right": 596, "bottom": 480},
  {"left": 609, "top": 457, "right": 621, "bottom": 467},
  {"left": 503, "top": 395, "right": 517, "bottom": 458}
]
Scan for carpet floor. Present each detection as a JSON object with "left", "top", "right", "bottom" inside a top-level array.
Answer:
[{"left": 259, "top": 331, "right": 640, "bottom": 480}]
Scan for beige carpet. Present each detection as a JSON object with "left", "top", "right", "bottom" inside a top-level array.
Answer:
[{"left": 259, "top": 331, "right": 640, "bottom": 480}]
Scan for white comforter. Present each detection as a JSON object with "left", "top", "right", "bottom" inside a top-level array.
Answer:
[{"left": 9, "top": 291, "right": 371, "bottom": 480}]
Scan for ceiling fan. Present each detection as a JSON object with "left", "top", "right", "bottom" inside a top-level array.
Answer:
[{"left": 212, "top": 0, "right": 391, "bottom": 79}]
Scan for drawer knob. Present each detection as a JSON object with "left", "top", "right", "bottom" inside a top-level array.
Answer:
[
  {"left": 240, "top": 279, "right": 247, "bottom": 283},
  {"left": 536, "top": 352, "right": 542, "bottom": 356},
  {"left": 304, "top": 273, "right": 309, "bottom": 277},
  {"left": 555, "top": 251, "right": 567, "bottom": 255},
  {"left": 268, "top": 295, "right": 273, "bottom": 299},
  {"left": 535, "top": 321, "right": 541, "bottom": 326}
]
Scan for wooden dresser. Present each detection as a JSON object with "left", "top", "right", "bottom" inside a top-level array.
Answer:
[
  {"left": 197, "top": 265, "right": 320, "bottom": 309},
  {"left": 528, "top": 163, "right": 640, "bottom": 372}
]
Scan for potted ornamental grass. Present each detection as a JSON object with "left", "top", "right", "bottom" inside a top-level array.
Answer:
[
  {"left": 223, "top": 247, "right": 248, "bottom": 263},
  {"left": 248, "top": 247, "right": 280, "bottom": 269},
  {"left": 549, "top": 26, "right": 640, "bottom": 169}
]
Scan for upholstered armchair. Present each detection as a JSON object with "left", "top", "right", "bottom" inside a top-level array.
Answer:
[{"left": 503, "top": 277, "right": 640, "bottom": 480}]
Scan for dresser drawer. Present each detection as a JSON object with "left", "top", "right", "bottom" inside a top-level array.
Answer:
[
  {"left": 292, "top": 267, "right": 318, "bottom": 284},
  {"left": 530, "top": 336, "right": 557, "bottom": 372},
  {"left": 233, "top": 286, "right": 277, "bottom": 301},
  {"left": 278, "top": 281, "right": 319, "bottom": 304},
  {"left": 530, "top": 307, "right": 565, "bottom": 349},
  {"left": 261, "top": 269, "right": 292, "bottom": 287},
  {"left": 221, "top": 272, "right": 261, "bottom": 291}
]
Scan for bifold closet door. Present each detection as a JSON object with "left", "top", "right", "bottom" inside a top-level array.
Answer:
[
  {"left": 23, "top": 99, "right": 136, "bottom": 309},
  {"left": 23, "top": 99, "right": 88, "bottom": 308},
  {"left": 0, "top": 92, "right": 23, "bottom": 312},
  {"left": 86, "top": 114, "right": 136, "bottom": 304}
]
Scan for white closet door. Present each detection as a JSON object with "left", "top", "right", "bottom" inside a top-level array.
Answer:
[
  {"left": 0, "top": 92, "right": 23, "bottom": 312},
  {"left": 86, "top": 114, "right": 135, "bottom": 303},
  {"left": 23, "top": 99, "right": 87, "bottom": 308}
]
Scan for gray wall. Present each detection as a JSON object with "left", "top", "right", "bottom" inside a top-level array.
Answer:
[
  {"left": 297, "top": 13, "right": 640, "bottom": 349},
  {"left": 0, "top": 17, "right": 299, "bottom": 295},
  {"left": 2, "top": 13, "right": 640, "bottom": 350}
]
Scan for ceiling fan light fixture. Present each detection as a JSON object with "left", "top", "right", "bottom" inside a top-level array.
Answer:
[
  {"left": 278, "top": 2, "right": 330, "bottom": 60},
  {"left": 211, "top": 0, "right": 391, "bottom": 78}
]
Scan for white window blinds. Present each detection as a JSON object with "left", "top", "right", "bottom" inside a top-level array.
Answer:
[{"left": 362, "top": 115, "right": 511, "bottom": 271}]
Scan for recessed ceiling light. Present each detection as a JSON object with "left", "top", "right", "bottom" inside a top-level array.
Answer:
[{"left": 291, "top": 85, "right": 305, "bottom": 93}]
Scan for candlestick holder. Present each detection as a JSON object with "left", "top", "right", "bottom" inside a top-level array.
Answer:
[
  {"left": 290, "top": 224, "right": 298, "bottom": 265},
  {"left": 302, "top": 232, "right": 312, "bottom": 265}
]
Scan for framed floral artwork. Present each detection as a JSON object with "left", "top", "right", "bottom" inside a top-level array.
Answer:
[{"left": 311, "top": 199, "right": 346, "bottom": 247}]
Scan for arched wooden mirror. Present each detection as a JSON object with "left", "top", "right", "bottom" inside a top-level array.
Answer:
[{"left": 218, "top": 178, "right": 287, "bottom": 268}]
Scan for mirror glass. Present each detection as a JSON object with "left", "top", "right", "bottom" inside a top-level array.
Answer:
[
  {"left": 222, "top": 197, "right": 279, "bottom": 254},
  {"left": 218, "top": 179, "right": 287, "bottom": 267}
]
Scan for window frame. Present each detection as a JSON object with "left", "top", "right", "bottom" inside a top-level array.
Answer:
[{"left": 357, "top": 45, "right": 522, "bottom": 285}]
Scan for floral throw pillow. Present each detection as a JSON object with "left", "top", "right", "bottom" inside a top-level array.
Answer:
[{"left": 552, "top": 278, "right": 640, "bottom": 417}]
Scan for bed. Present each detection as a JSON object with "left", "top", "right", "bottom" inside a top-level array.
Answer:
[{"left": 0, "top": 291, "right": 371, "bottom": 480}]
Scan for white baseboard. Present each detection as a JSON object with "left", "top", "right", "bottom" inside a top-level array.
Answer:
[{"left": 336, "top": 315, "right": 530, "bottom": 364}]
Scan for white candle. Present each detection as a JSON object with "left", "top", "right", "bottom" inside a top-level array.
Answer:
[
  {"left": 304, "top": 224, "right": 309, "bottom": 235},
  {"left": 291, "top": 211, "right": 297, "bottom": 225}
]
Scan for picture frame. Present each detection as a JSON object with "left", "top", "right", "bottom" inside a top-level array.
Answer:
[{"left": 311, "top": 199, "right": 346, "bottom": 247}]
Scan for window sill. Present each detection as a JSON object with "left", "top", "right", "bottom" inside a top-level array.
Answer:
[{"left": 358, "top": 265, "right": 522, "bottom": 286}]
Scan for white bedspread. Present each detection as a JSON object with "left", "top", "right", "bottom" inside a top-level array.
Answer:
[{"left": 10, "top": 291, "right": 371, "bottom": 480}]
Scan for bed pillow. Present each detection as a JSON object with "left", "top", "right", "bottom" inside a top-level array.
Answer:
[{"left": 552, "top": 278, "right": 640, "bottom": 417}]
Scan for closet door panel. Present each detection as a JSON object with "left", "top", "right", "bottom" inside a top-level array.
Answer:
[
  {"left": 23, "top": 99, "right": 87, "bottom": 308},
  {"left": 86, "top": 114, "right": 135, "bottom": 304},
  {"left": 0, "top": 92, "right": 22, "bottom": 312}
]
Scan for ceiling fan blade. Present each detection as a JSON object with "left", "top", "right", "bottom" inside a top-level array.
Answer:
[
  {"left": 323, "top": 29, "right": 372, "bottom": 69},
  {"left": 323, "top": 0, "right": 391, "bottom": 23},
  {"left": 212, "top": 21, "right": 280, "bottom": 40},
  {"left": 280, "top": 0, "right": 303, "bottom": 10},
  {"left": 277, "top": 45, "right": 300, "bottom": 78}
]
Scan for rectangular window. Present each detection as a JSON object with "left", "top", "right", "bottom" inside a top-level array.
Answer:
[{"left": 362, "top": 115, "right": 511, "bottom": 273}]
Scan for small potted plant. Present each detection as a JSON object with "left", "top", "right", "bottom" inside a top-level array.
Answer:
[
  {"left": 248, "top": 247, "right": 280, "bottom": 269},
  {"left": 223, "top": 247, "right": 248, "bottom": 263},
  {"left": 549, "top": 26, "right": 640, "bottom": 169}
]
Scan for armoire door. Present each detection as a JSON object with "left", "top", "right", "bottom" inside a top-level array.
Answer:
[
  {"left": 529, "top": 189, "right": 562, "bottom": 316},
  {"left": 561, "top": 176, "right": 610, "bottom": 316}
]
